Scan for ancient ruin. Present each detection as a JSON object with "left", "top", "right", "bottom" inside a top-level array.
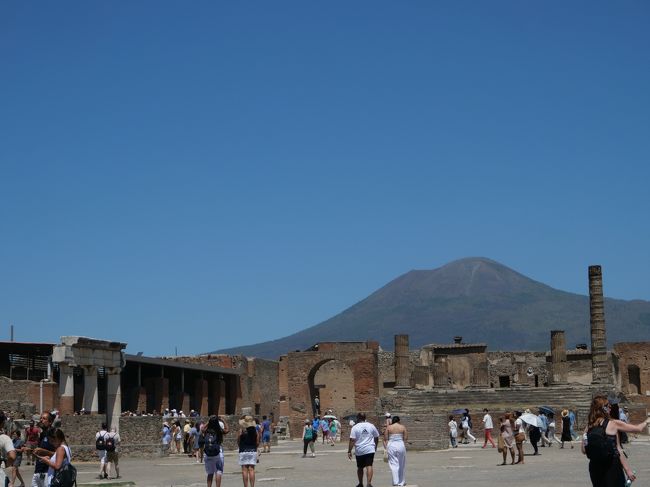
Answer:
[{"left": 0, "top": 264, "right": 648, "bottom": 456}]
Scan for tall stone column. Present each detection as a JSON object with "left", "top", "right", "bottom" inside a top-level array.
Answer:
[
  {"left": 106, "top": 370, "right": 121, "bottom": 431},
  {"left": 589, "top": 265, "right": 609, "bottom": 384},
  {"left": 83, "top": 366, "right": 99, "bottom": 413},
  {"left": 550, "top": 330, "right": 568, "bottom": 384},
  {"left": 58, "top": 364, "right": 75, "bottom": 415},
  {"left": 394, "top": 335, "right": 411, "bottom": 388}
]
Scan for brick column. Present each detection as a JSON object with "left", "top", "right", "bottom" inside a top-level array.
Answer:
[
  {"left": 83, "top": 366, "right": 99, "bottom": 413},
  {"left": 550, "top": 330, "right": 568, "bottom": 384},
  {"left": 218, "top": 378, "right": 226, "bottom": 416},
  {"left": 195, "top": 379, "right": 208, "bottom": 416},
  {"left": 58, "top": 364, "right": 75, "bottom": 415},
  {"left": 394, "top": 334, "right": 411, "bottom": 388},
  {"left": 589, "top": 265, "right": 609, "bottom": 384}
]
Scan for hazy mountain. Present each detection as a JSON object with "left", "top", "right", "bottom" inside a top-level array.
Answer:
[{"left": 213, "top": 257, "right": 650, "bottom": 359}]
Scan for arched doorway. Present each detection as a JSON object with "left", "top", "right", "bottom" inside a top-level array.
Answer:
[
  {"left": 308, "top": 359, "right": 355, "bottom": 418},
  {"left": 628, "top": 364, "right": 641, "bottom": 395}
]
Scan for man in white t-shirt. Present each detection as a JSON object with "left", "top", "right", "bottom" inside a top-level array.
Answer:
[
  {"left": 95, "top": 422, "right": 109, "bottom": 479},
  {"left": 0, "top": 412, "right": 16, "bottom": 487},
  {"left": 481, "top": 408, "right": 496, "bottom": 448},
  {"left": 347, "top": 413, "right": 379, "bottom": 487}
]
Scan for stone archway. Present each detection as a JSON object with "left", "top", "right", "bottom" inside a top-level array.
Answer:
[
  {"left": 285, "top": 342, "right": 379, "bottom": 439},
  {"left": 309, "top": 359, "right": 355, "bottom": 417}
]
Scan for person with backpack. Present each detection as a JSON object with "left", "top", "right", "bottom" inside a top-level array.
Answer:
[
  {"left": 105, "top": 427, "right": 120, "bottom": 480},
  {"left": 301, "top": 419, "right": 315, "bottom": 457},
  {"left": 582, "top": 395, "right": 650, "bottom": 486},
  {"left": 36, "top": 428, "right": 75, "bottom": 487},
  {"left": 202, "top": 415, "right": 227, "bottom": 487},
  {"left": 95, "top": 423, "right": 109, "bottom": 479}
]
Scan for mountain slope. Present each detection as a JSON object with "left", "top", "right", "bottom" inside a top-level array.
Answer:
[{"left": 213, "top": 258, "right": 650, "bottom": 359}]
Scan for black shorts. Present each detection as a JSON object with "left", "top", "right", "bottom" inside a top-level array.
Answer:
[{"left": 355, "top": 452, "right": 375, "bottom": 468}]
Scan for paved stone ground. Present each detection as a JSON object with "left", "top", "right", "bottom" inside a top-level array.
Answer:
[{"left": 72, "top": 437, "right": 650, "bottom": 487}]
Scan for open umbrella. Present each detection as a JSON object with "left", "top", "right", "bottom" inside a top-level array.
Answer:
[
  {"left": 451, "top": 408, "right": 468, "bottom": 415},
  {"left": 323, "top": 414, "right": 337, "bottom": 420},
  {"left": 538, "top": 406, "right": 554, "bottom": 415},
  {"left": 521, "top": 413, "right": 543, "bottom": 428}
]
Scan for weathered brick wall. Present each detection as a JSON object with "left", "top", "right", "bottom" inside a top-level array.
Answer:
[
  {"left": 614, "top": 342, "right": 650, "bottom": 396},
  {"left": 0, "top": 378, "right": 57, "bottom": 417},
  {"left": 488, "top": 352, "right": 548, "bottom": 387},
  {"left": 240, "top": 358, "right": 279, "bottom": 418}
]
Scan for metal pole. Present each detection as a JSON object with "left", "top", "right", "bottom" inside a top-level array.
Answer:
[{"left": 40, "top": 380, "right": 43, "bottom": 413}]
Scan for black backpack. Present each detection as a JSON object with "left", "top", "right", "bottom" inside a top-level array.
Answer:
[
  {"left": 105, "top": 434, "right": 116, "bottom": 452},
  {"left": 203, "top": 430, "right": 220, "bottom": 457},
  {"left": 586, "top": 419, "right": 616, "bottom": 463},
  {"left": 95, "top": 434, "right": 106, "bottom": 451}
]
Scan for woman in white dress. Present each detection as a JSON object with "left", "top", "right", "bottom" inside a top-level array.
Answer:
[{"left": 384, "top": 415, "right": 408, "bottom": 487}]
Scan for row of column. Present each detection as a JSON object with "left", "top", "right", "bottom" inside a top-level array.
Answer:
[
  {"left": 58, "top": 364, "right": 121, "bottom": 427},
  {"left": 138, "top": 376, "right": 228, "bottom": 416}
]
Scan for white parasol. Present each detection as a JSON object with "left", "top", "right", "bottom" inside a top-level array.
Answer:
[{"left": 520, "top": 413, "right": 543, "bottom": 428}]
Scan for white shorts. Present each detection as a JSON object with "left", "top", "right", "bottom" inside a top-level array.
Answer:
[
  {"left": 238, "top": 451, "right": 257, "bottom": 466},
  {"left": 97, "top": 450, "right": 108, "bottom": 464},
  {"left": 204, "top": 453, "right": 224, "bottom": 475},
  {"left": 31, "top": 473, "right": 50, "bottom": 487}
]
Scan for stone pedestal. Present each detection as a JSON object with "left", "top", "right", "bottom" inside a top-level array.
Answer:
[
  {"left": 394, "top": 334, "right": 411, "bottom": 389},
  {"left": 550, "top": 330, "right": 568, "bottom": 384},
  {"left": 181, "top": 393, "right": 190, "bottom": 414},
  {"left": 83, "top": 367, "right": 99, "bottom": 413}
]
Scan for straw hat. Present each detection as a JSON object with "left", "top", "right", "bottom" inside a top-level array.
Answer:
[
  {"left": 561, "top": 409, "right": 569, "bottom": 417},
  {"left": 239, "top": 415, "right": 256, "bottom": 428}
]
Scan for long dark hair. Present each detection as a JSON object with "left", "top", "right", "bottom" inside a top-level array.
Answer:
[
  {"left": 205, "top": 415, "right": 224, "bottom": 444},
  {"left": 588, "top": 395, "right": 609, "bottom": 428},
  {"left": 47, "top": 428, "right": 67, "bottom": 444}
]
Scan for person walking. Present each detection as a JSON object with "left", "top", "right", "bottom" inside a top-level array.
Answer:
[
  {"left": 448, "top": 416, "right": 458, "bottom": 448},
  {"left": 582, "top": 395, "right": 650, "bottom": 487},
  {"left": 609, "top": 403, "right": 636, "bottom": 484},
  {"left": 35, "top": 428, "right": 72, "bottom": 487},
  {"left": 538, "top": 412, "right": 551, "bottom": 447},
  {"left": 348, "top": 413, "right": 380, "bottom": 487},
  {"left": 328, "top": 419, "right": 337, "bottom": 446},
  {"left": 384, "top": 415, "right": 407, "bottom": 487},
  {"left": 260, "top": 416, "right": 272, "bottom": 453},
  {"left": 24, "top": 420, "right": 40, "bottom": 466},
  {"left": 95, "top": 422, "right": 109, "bottom": 479},
  {"left": 547, "top": 413, "right": 561, "bottom": 445},
  {"left": 499, "top": 414, "right": 516, "bottom": 465},
  {"left": 461, "top": 413, "right": 476, "bottom": 444},
  {"left": 513, "top": 411, "right": 526, "bottom": 464},
  {"left": 528, "top": 424, "right": 541, "bottom": 455},
  {"left": 203, "top": 416, "right": 225, "bottom": 487},
  {"left": 105, "top": 427, "right": 120, "bottom": 480},
  {"left": 560, "top": 410, "right": 573, "bottom": 449},
  {"left": 482, "top": 409, "right": 496, "bottom": 448},
  {"left": 301, "top": 420, "right": 316, "bottom": 457},
  {"left": 161, "top": 421, "right": 172, "bottom": 455},
  {"left": 29, "top": 411, "right": 55, "bottom": 487},
  {"left": 569, "top": 409, "right": 578, "bottom": 440},
  {"left": 237, "top": 415, "right": 259, "bottom": 487},
  {"left": 11, "top": 429, "right": 27, "bottom": 487}
]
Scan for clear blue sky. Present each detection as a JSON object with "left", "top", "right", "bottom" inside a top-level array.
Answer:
[{"left": 1, "top": 1, "right": 649, "bottom": 356}]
